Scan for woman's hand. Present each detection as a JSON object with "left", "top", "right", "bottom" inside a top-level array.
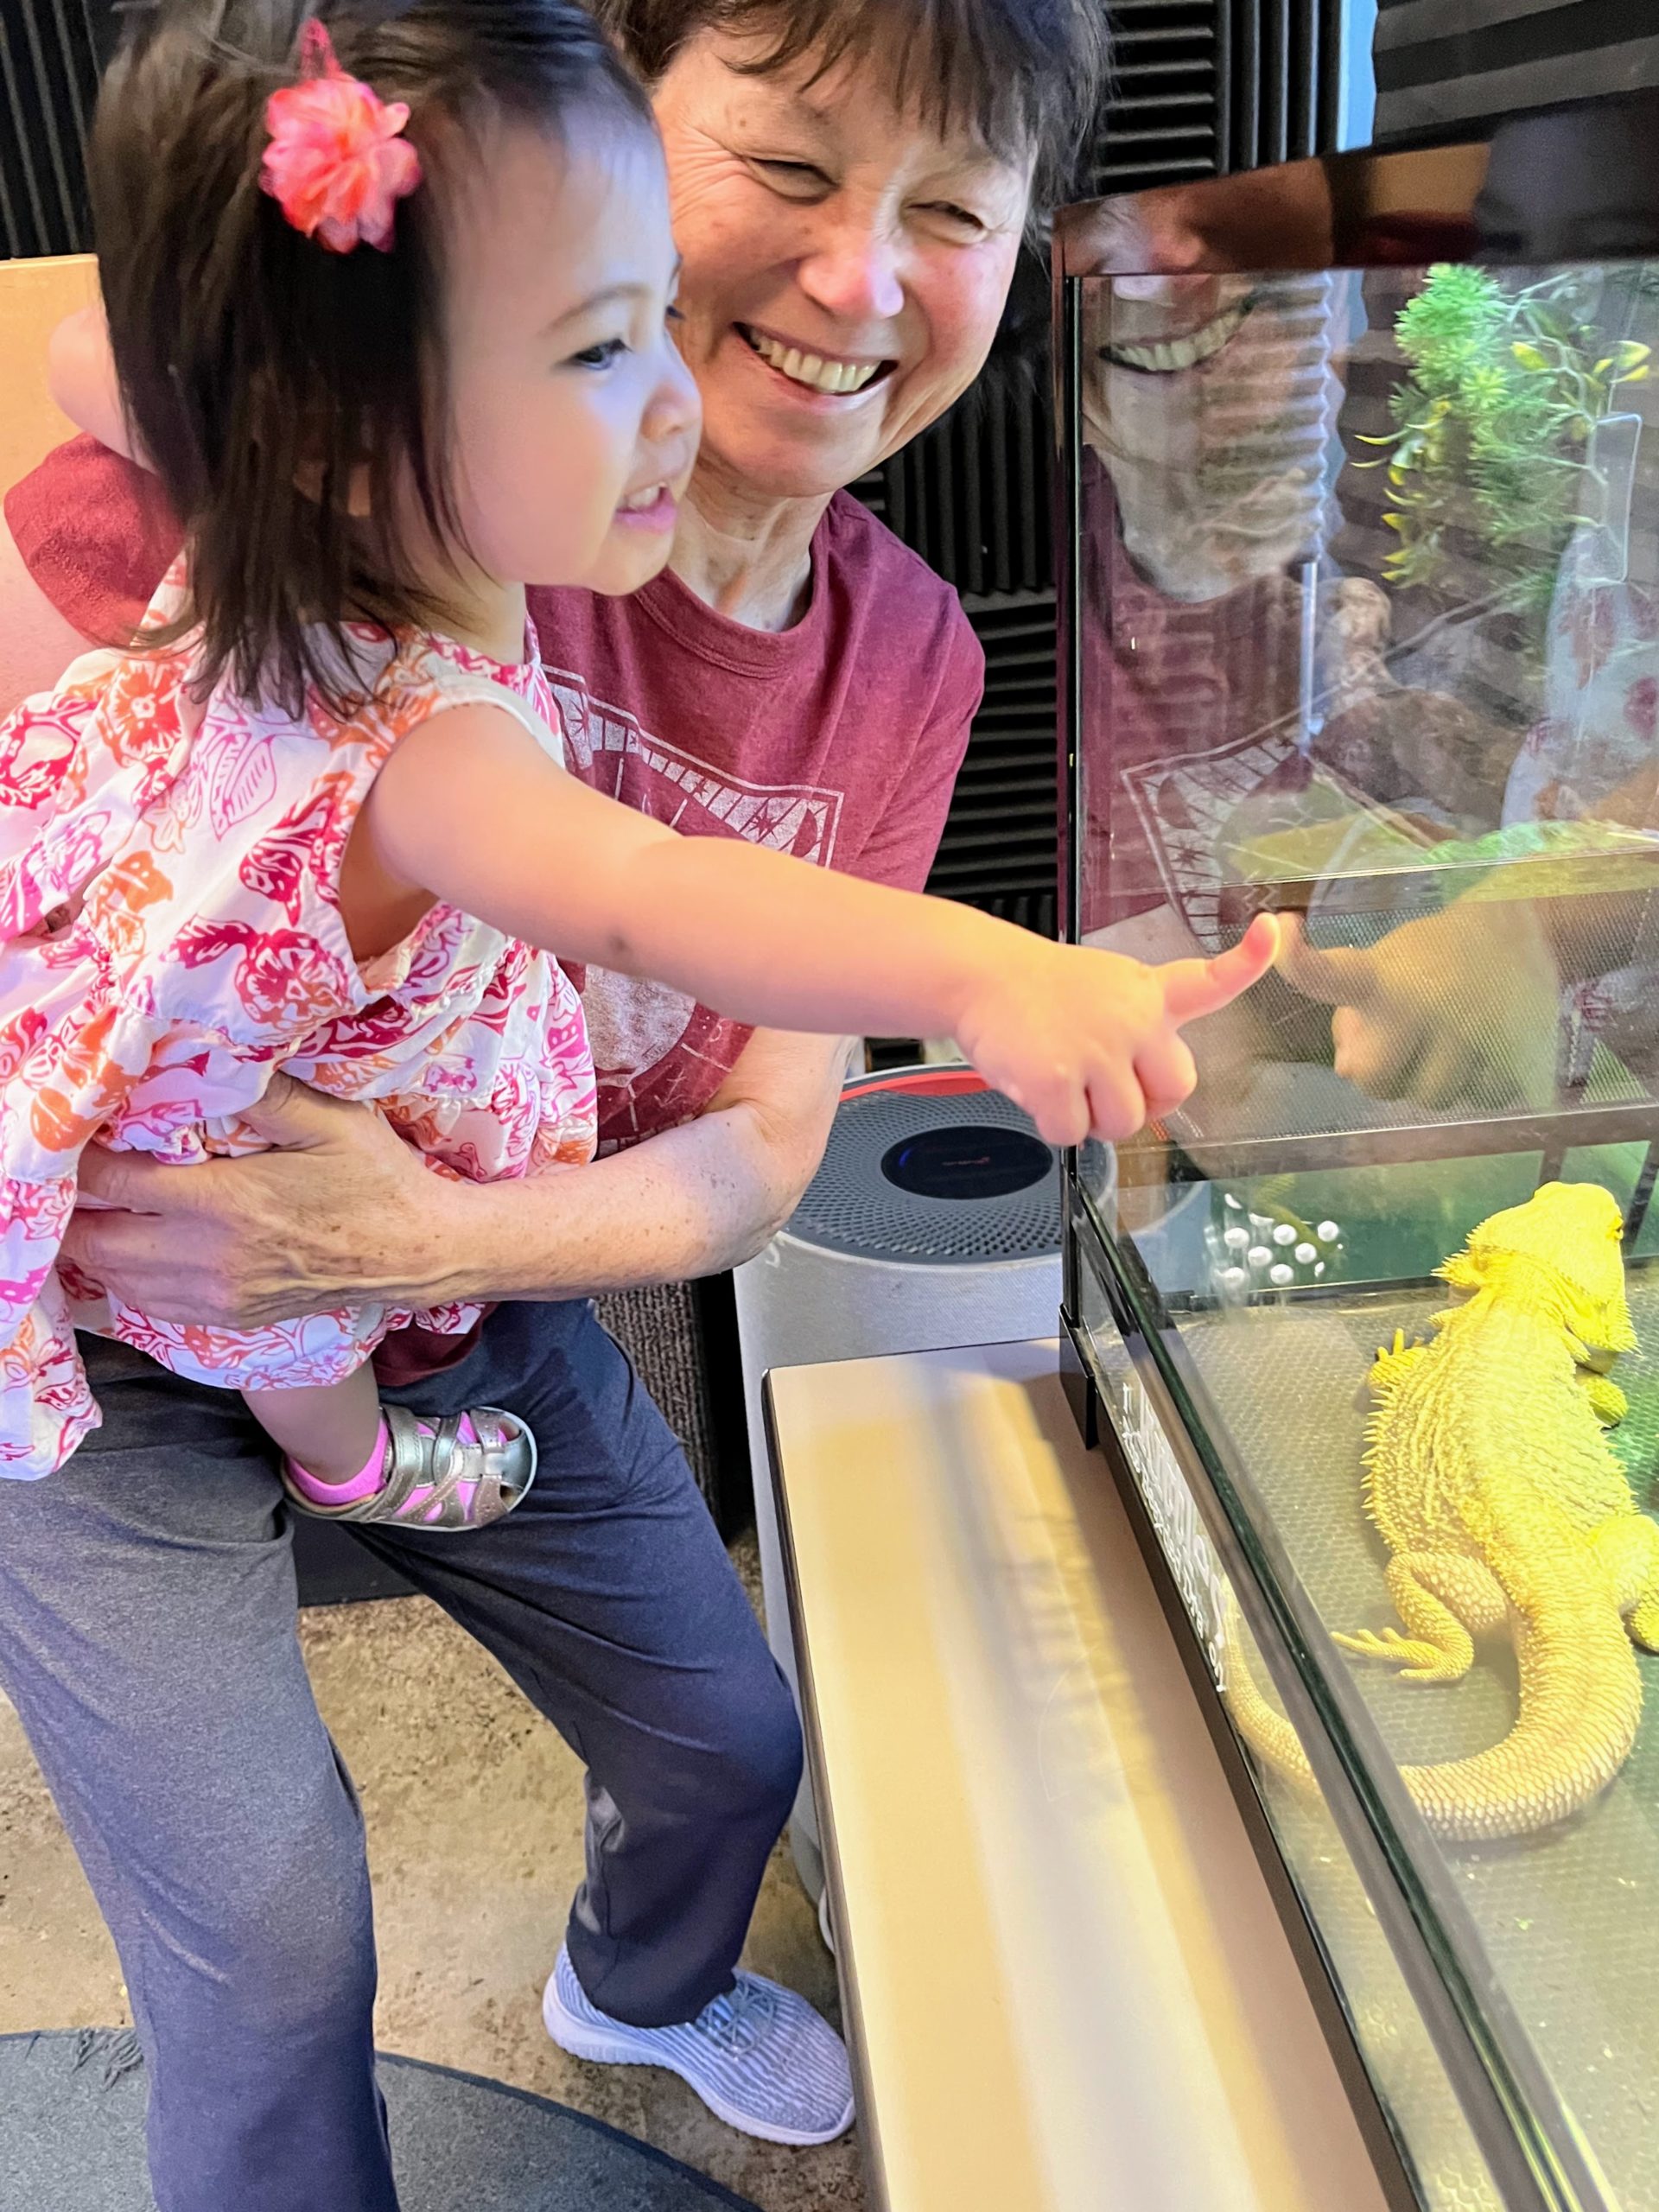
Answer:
[
  {"left": 1276, "top": 905, "right": 1562, "bottom": 1113},
  {"left": 61, "top": 1030, "right": 850, "bottom": 1326},
  {"left": 63, "top": 1074, "right": 477, "bottom": 1328},
  {"left": 953, "top": 915, "right": 1279, "bottom": 1147}
]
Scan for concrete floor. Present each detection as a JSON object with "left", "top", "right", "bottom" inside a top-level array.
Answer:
[{"left": 0, "top": 1533, "right": 866, "bottom": 2212}]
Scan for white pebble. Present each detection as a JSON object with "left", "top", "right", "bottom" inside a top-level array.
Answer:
[
  {"left": 1272, "top": 1223, "right": 1296, "bottom": 1246},
  {"left": 1269, "top": 1263, "right": 1294, "bottom": 1285},
  {"left": 1249, "top": 1212, "right": 1271, "bottom": 1230},
  {"left": 1219, "top": 1266, "right": 1248, "bottom": 1289},
  {"left": 1314, "top": 1262, "right": 1326, "bottom": 1277},
  {"left": 1294, "top": 1243, "right": 1319, "bottom": 1265},
  {"left": 1317, "top": 1220, "right": 1339, "bottom": 1243},
  {"left": 1247, "top": 1245, "right": 1273, "bottom": 1268},
  {"left": 1224, "top": 1193, "right": 1242, "bottom": 1211},
  {"left": 1223, "top": 1224, "right": 1250, "bottom": 1249}
]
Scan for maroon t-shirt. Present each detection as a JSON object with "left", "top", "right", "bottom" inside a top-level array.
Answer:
[
  {"left": 6, "top": 439, "right": 981, "bottom": 1374},
  {"left": 530, "top": 494, "right": 982, "bottom": 1147}
]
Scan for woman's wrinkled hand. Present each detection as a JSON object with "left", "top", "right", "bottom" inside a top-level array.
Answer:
[
  {"left": 62, "top": 1073, "right": 474, "bottom": 1328},
  {"left": 1276, "top": 904, "right": 1562, "bottom": 1114}
]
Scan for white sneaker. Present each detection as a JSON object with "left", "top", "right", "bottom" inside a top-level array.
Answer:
[{"left": 542, "top": 1946, "right": 854, "bottom": 2147}]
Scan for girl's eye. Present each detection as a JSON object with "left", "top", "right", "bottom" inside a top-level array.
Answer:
[
  {"left": 666, "top": 304, "right": 685, "bottom": 327},
  {"left": 570, "top": 337, "right": 627, "bottom": 370}
]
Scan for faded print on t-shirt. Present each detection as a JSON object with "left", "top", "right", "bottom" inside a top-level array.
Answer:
[{"left": 545, "top": 663, "right": 846, "bottom": 1149}]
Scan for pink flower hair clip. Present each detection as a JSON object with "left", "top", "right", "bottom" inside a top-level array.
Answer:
[{"left": 259, "top": 18, "right": 422, "bottom": 254}]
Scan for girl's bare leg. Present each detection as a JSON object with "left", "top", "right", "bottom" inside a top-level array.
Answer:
[{"left": 243, "top": 1365, "right": 385, "bottom": 1487}]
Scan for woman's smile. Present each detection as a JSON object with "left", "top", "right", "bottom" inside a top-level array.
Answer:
[{"left": 733, "top": 321, "right": 895, "bottom": 398}]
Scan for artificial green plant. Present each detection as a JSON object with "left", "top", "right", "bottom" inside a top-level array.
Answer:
[{"left": 1358, "top": 263, "right": 1649, "bottom": 618}]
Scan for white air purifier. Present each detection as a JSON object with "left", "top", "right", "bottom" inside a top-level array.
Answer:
[{"left": 734, "top": 1065, "right": 1074, "bottom": 1899}]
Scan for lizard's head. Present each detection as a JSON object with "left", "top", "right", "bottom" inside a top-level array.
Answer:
[{"left": 1439, "top": 1182, "right": 1636, "bottom": 1352}]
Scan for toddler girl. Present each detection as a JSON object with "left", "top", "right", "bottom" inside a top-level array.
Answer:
[{"left": 0, "top": 0, "right": 1274, "bottom": 1526}]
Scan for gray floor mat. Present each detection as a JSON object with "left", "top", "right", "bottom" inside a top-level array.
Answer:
[{"left": 0, "top": 2031, "right": 764, "bottom": 2211}]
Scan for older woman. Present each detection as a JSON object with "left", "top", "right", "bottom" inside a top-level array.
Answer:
[{"left": 0, "top": 3, "right": 1107, "bottom": 2205}]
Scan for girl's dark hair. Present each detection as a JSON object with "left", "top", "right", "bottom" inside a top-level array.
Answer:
[
  {"left": 91, "top": 1, "right": 654, "bottom": 712},
  {"left": 598, "top": 0, "right": 1109, "bottom": 221}
]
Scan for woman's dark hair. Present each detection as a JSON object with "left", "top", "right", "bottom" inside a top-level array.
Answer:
[
  {"left": 91, "top": 1, "right": 654, "bottom": 712},
  {"left": 598, "top": 0, "right": 1109, "bottom": 221}
]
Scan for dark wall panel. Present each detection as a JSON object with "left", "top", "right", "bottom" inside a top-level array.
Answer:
[{"left": 0, "top": 0, "right": 102, "bottom": 259}]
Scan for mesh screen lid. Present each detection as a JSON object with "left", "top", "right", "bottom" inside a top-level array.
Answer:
[{"left": 787, "top": 1088, "right": 1062, "bottom": 1263}]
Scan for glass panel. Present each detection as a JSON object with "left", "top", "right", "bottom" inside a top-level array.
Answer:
[
  {"left": 1072, "top": 1245, "right": 1504, "bottom": 2212},
  {"left": 1069, "top": 246, "right": 1659, "bottom": 2208},
  {"left": 1077, "top": 260, "right": 1659, "bottom": 1164}
]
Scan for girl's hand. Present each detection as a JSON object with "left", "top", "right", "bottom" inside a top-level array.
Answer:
[{"left": 954, "top": 914, "right": 1279, "bottom": 1147}]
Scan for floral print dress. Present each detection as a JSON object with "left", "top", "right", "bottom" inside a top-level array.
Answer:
[{"left": 0, "top": 577, "right": 596, "bottom": 1478}]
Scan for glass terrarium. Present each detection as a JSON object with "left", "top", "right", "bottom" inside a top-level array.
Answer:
[{"left": 1058, "top": 92, "right": 1659, "bottom": 2212}]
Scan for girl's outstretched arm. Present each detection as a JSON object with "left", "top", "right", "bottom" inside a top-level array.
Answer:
[{"left": 355, "top": 703, "right": 1276, "bottom": 1147}]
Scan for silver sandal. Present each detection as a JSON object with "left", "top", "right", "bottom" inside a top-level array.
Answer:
[{"left": 282, "top": 1404, "right": 537, "bottom": 1531}]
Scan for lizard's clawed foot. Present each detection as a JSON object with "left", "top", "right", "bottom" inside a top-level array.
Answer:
[
  {"left": 1333, "top": 1626, "right": 1464, "bottom": 1681},
  {"left": 1581, "top": 1371, "right": 1628, "bottom": 1427}
]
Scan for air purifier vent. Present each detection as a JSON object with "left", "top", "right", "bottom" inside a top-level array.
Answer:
[{"left": 787, "top": 1088, "right": 1060, "bottom": 1264}]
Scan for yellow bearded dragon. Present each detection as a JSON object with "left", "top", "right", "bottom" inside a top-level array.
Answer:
[{"left": 1226, "top": 1181, "right": 1659, "bottom": 1840}]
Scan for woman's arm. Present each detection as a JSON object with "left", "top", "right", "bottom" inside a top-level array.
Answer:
[
  {"left": 64, "top": 1027, "right": 851, "bottom": 1327},
  {"left": 47, "top": 305, "right": 140, "bottom": 464}
]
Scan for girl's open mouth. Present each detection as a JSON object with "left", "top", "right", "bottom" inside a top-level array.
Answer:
[{"left": 614, "top": 483, "right": 678, "bottom": 531}]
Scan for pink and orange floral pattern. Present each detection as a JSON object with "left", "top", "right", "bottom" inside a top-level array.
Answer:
[{"left": 0, "top": 574, "right": 596, "bottom": 1477}]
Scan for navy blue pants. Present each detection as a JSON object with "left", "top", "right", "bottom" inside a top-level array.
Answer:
[{"left": 0, "top": 1301, "right": 802, "bottom": 2212}]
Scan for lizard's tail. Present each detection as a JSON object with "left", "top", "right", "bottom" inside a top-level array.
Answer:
[
  {"left": 1222, "top": 1577, "right": 1640, "bottom": 1843},
  {"left": 1220, "top": 1596, "right": 1322, "bottom": 1797},
  {"left": 1397, "top": 1571, "right": 1640, "bottom": 1842}
]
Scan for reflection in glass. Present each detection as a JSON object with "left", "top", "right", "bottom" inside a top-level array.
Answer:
[
  {"left": 1080, "top": 260, "right": 1659, "bottom": 1150},
  {"left": 1067, "top": 235, "right": 1659, "bottom": 2209}
]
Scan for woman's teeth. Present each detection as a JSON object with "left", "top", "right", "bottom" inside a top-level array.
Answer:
[
  {"left": 621, "top": 484, "right": 665, "bottom": 512},
  {"left": 1101, "top": 297, "right": 1253, "bottom": 374},
  {"left": 741, "top": 326, "right": 882, "bottom": 394}
]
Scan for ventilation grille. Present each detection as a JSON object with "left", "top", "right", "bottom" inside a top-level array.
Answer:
[
  {"left": 0, "top": 0, "right": 102, "bottom": 260},
  {"left": 922, "top": 594, "right": 1058, "bottom": 917},
  {"left": 788, "top": 1087, "right": 1062, "bottom": 1264},
  {"left": 1090, "top": 0, "right": 1224, "bottom": 195},
  {"left": 1218, "top": 0, "right": 1345, "bottom": 173}
]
